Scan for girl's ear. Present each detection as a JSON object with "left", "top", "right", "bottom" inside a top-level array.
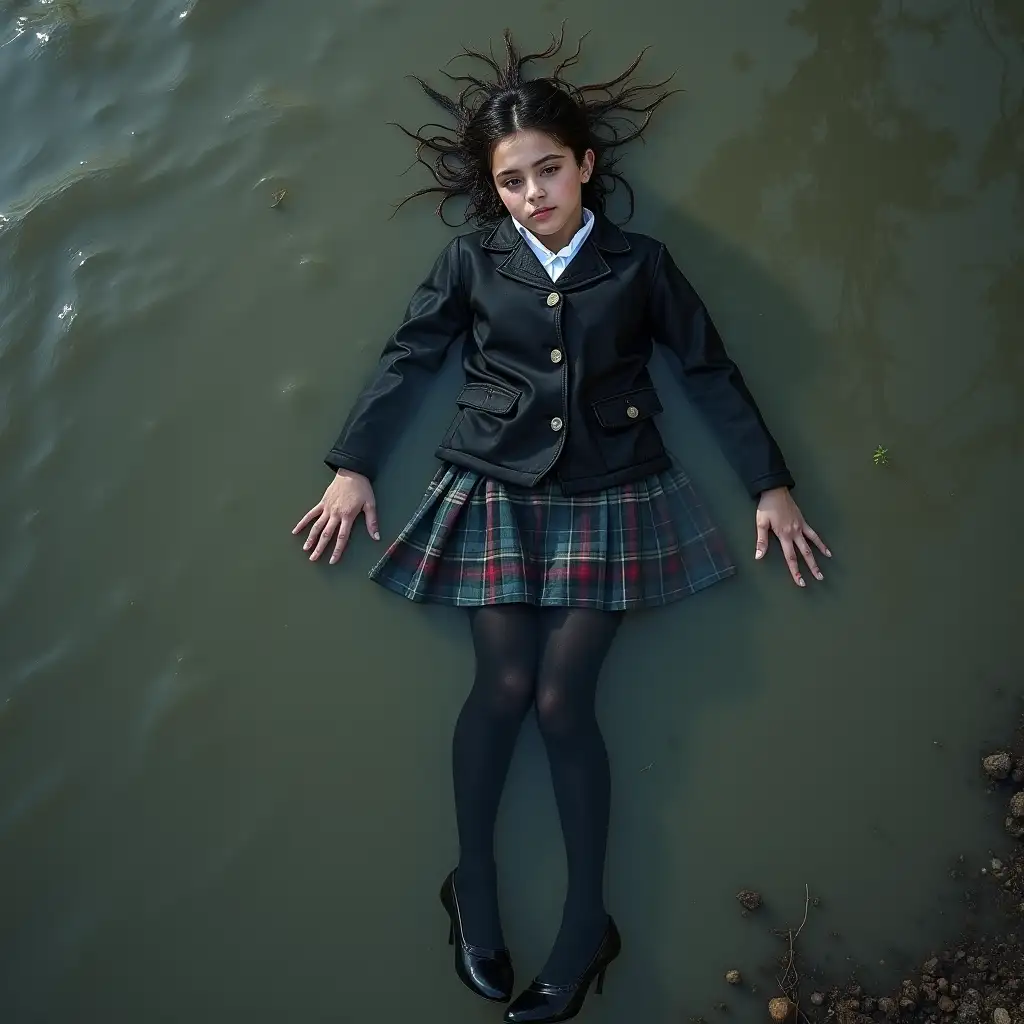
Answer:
[{"left": 580, "top": 148, "right": 596, "bottom": 183}]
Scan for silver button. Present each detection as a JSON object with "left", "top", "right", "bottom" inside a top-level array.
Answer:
[
  {"left": 546, "top": 292, "right": 560, "bottom": 307},
  {"left": 626, "top": 405, "right": 639, "bottom": 419},
  {"left": 550, "top": 349, "right": 563, "bottom": 364},
  {"left": 550, "top": 417, "right": 563, "bottom": 431}
]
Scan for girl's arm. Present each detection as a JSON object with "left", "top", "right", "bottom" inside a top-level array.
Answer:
[
  {"left": 325, "top": 236, "right": 471, "bottom": 480},
  {"left": 648, "top": 244, "right": 830, "bottom": 586},
  {"left": 646, "top": 243, "right": 794, "bottom": 499}
]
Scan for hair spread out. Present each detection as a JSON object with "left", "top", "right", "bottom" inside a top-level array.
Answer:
[{"left": 391, "top": 26, "right": 678, "bottom": 225}]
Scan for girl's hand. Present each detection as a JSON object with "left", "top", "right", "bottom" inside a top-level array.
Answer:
[
  {"left": 754, "top": 487, "right": 831, "bottom": 587},
  {"left": 292, "top": 471, "right": 380, "bottom": 565}
]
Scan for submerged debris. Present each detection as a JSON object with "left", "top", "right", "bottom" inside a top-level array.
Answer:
[
  {"left": 737, "top": 889, "right": 763, "bottom": 912},
  {"left": 692, "top": 721, "right": 1024, "bottom": 1024}
]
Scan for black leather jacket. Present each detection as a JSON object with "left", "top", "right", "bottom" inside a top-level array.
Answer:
[{"left": 325, "top": 212, "right": 794, "bottom": 497}]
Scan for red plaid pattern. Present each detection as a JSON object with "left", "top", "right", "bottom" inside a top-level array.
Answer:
[{"left": 368, "top": 464, "right": 736, "bottom": 610}]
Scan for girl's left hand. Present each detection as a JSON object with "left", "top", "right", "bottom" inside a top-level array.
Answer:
[{"left": 754, "top": 487, "right": 831, "bottom": 587}]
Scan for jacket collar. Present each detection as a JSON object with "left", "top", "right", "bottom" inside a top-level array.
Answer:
[{"left": 481, "top": 211, "right": 630, "bottom": 292}]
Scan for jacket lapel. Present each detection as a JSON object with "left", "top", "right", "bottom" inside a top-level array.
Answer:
[{"left": 481, "top": 212, "right": 631, "bottom": 293}]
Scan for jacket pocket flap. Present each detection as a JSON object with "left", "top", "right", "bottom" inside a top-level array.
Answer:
[
  {"left": 456, "top": 383, "right": 521, "bottom": 415},
  {"left": 592, "top": 387, "right": 663, "bottom": 428}
]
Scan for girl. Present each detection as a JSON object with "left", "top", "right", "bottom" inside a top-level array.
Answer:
[{"left": 293, "top": 30, "right": 829, "bottom": 1023}]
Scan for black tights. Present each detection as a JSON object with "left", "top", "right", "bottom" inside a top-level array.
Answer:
[{"left": 452, "top": 605, "right": 623, "bottom": 984}]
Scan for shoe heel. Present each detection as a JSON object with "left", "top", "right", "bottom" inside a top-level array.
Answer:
[
  {"left": 448, "top": 920, "right": 454, "bottom": 946},
  {"left": 595, "top": 966, "right": 607, "bottom": 996}
]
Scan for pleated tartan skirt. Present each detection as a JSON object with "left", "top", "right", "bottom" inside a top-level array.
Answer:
[{"left": 367, "top": 462, "right": 736, "bottom": 610}]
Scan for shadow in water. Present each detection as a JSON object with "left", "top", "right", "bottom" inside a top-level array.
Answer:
[{"left": 692, "top": 0, "right": 967, "bottom": 536}]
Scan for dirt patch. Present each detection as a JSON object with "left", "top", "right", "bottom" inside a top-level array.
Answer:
[{"left": 693, "top": 720, "right": 1024, "bottom": 1023}]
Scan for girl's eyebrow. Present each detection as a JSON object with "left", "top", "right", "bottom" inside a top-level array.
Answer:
[{"left": 495, "top": 154, "right": 564, "bottom": 179}]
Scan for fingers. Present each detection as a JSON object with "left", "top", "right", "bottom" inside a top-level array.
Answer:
[
  {"left": 780, "top": 535, "right": 804, "bottom": 587},
  {"left": 330, "top": 520, "right": 351, "bottom": 564},
  {"left": 301, "top": 510, "right": 330, "bottom": 554},
  {"left": 363, "top": 498, "right": 380, "bottom": 542},
  {"left": 754, "top": 518, "right": 770, "bottom": 560},
  {"left": 803, "top": 524, "right": 832, "bottom": 558},
  {"left": 293, "top": 503, "right": 324, "bottom": 535},
  {"left": 310, "top": 516, "right": 343, "bottom": 561},
  {"left": 796, "top": 535, "right": 823, "bottom": 582}
]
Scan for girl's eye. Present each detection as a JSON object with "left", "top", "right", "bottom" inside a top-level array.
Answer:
[
  {"left": 503, "top": 178, "right": 522, "bottom": 189},
  {"left": 541, "top": 165, "right": 558, "bottom": 176}
]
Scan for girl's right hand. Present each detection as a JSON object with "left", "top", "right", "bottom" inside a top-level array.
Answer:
[{"left": 292, "top": 470, "right": 380, "bottom": 564}]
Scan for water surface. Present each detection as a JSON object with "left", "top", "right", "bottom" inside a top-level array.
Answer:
[{"left": 1, "top": 0, "right": 1023, "bottom": 1020}]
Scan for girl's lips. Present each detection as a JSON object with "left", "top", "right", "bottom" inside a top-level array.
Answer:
[{"left": 531, "top": 207, "right": 554, "bottom": 220}]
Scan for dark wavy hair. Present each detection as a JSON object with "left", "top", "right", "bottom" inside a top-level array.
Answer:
[{"left": 392, "top": 27, "right": 677, "bottom": 226}]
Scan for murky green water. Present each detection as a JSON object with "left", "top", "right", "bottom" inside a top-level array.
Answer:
[{"left": 2, "top": 1, "right": 1023, "bottom": 1020}]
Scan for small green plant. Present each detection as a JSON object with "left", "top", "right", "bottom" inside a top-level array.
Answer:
[{"left": 873, "top": 445, "right": 890, "bottom": 466}]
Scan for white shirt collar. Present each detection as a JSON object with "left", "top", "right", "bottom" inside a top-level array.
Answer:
[{"left": 513, "top": 208, "right": 595, "bottom": 282}]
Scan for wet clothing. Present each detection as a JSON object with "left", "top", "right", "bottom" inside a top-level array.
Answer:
[
  {"left": 368, "top": 462, "right": 735, "bottom": 609},
  {"left": 325, "top": 211, "right": 794, "bottom": 497}
]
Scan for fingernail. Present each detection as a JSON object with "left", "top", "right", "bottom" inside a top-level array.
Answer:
[
  {"left": 754, "top": 551, "right": 762, "bottom": 560},
  {"left": 826, "top": 549, "right": 832, "bottom": 557},
  {"left": 798, "top": 578, "right": 805, "bottom": 587},
  {"left": 329, "top": 556, "right": 337, "bottom": 564},
  {"left": 815, "top": 572, "right": 824, "bottom": 581},
  {"left": 373, "top": 532, "right": 380, "bottom": 541}
]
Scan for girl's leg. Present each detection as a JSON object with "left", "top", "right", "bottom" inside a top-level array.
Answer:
[
  {"left": 452, "top": 604, "right": 541, "bottom": 948},
  {"left": 534, "top": 607, "right": 624, "bottom": 983}
]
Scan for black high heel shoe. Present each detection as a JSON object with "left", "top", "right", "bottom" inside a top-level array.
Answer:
[
  {"left": 503, "top": 916, "right": 621, "bottom": 1024},
  {"left": 439, "top": 870, "right": 514, "bottom": 1003}
]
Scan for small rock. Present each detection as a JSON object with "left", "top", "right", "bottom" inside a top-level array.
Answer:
[
  {"left": 1010, "top": 791, "right": 1024, "bottom": 817},
  {"left": 768, "top": 996, "right": 792, "bottom": 1021},
  {"left": 810, "top": 992, "right": 824, "bottom": 1006},
  {"left": 1013, "top": 759, "right": 1024, "bottom": 783},
  {"left": 939, "top": 979, "right": 950, "bottom": 993},
  {"left": 725, "top": 970, "right": 742, "bottom": 985},
  {"left": 939, "top": 995, "right": 956, "bottom": 1013},
  {"left": 900, "top": 996, "right": 918, "bottom": 1012},
  {"left": 984, "top": 753, "right": 1013, "bottom": 780},
  {"left": 922, "top": 983, "right": 938, "bottom": 1003},
  {"left": 993, "top": 1008, "right": 1011, "bottom": 1024},
  {"left": 925, "top": 957, "right": 941, "bottom": 976},
  {"left": 904, "top": 983, "right": 920, "bottom": 1003},
  {"left": 863, "top": 997, "right": 877, "bottom": 1013},
  {"left": 737, "top": 890, "right": 762, "bottom": 912},
  {"left": 992, "top": 859, "right": 1004, "bottom": 872},
  {"left": 878, "top": 996, "right": 897, "bottom": 1017},
  {"left": 1005, "top": 816, "right": 1024, "bottom": 838},
  {"left": 958, "top": 1004, "right": 981, "bottom": 1023}
]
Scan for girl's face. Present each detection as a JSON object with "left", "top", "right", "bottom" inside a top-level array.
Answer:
[{"left": 491, "top": 130, "right": 595, "bottom": 250}]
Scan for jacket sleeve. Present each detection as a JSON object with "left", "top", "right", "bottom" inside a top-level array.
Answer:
[
  {"left": 647, "top": 244, "right": 795, "bottom": 498},
  {"left": 324, "top": 237, "right": 470, "bottom": 481}
]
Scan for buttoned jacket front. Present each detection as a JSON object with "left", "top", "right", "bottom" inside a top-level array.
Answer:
[{"left": 326, "top": 212, "right": 794, "bottom": 497}]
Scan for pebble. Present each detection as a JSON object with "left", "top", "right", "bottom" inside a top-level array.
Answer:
[
  {"left": 725, "top": 970, "right": 741, "bottom": 985},
  {"left": 984, "top": 752, "right": 1013, "bottom": 780},
  {"left": 924, "top": 957, "right": 940, "bottom": 975},
  {"left": 992, "top": 858, "right": 1004, "bottom": 872},
  {"left": 993, "top": 1009, "right": 1011, "bottom": 1024},
  {"left": 736, "top": 889, "right": 762, "bottom": 911},
  {"left": 1010, "top": 791, "right": 1024, "bottom": 818},
  {"left": 809, "top": 992, "right": 824, "bottom": 1006},
  {"left": 768, "top": 995, "right": 792, "bottom": 1021},
  {"left": 878, "top": 995, "right": 896, "bottom": 1017},
  {"left": 939, "top": 995, "right": 956, "bottom": 1013}
]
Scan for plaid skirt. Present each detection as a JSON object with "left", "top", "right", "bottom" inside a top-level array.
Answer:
[{"left": 367, "top": 462, "right": 736, "bottom": 610}]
